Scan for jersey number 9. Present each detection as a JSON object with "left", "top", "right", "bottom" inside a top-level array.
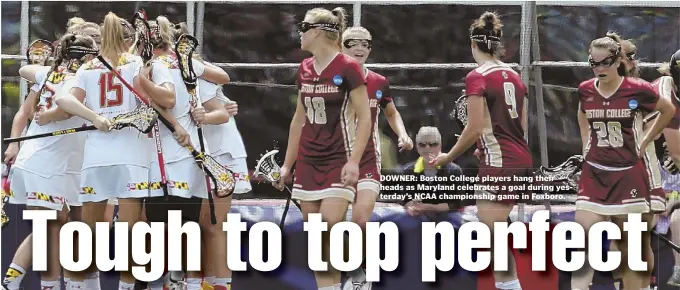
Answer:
[
  {"left": 304, "top": 96, "right": 327, "bottom": 124},
  {"left": 99, "top": 71, "right": 123, "bottom": 108},
  {"left": 504, "top": 82, "right": 519, "bottom": 119}
]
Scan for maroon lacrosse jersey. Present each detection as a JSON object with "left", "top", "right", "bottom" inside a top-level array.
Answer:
[
  {"left": 361, "top": 69, "right": 393, "bottom": 165},
  {"left": 651, "top": 76, "right": 680, "bottom": 129},
  {"left": 296, "top": 53, "right": 366, "bottom": 164},
  {"left": 579, "top": 77, "right": 659, "bottom": 168},
  {"left": 465, "top": 62, "right": 531, "bottom": 169}
]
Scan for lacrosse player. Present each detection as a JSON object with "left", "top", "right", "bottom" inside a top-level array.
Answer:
[{"left": 339, "top": 26, "right": 412, "bottom": 290}]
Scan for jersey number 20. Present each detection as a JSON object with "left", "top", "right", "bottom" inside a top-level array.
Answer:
[
  {"left": 304, "top": 96, "right": 327, "bottom": 124},
  {"left": 504, "top": 82, "right": 519, "bottom": 119},
  {"left": 99, "top": 71, "right": 123, "bottom": 108}
]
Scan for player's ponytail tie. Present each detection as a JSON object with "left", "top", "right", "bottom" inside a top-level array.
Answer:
[{"left": 331, "top": 9, "right": 339, "bottom": 16}]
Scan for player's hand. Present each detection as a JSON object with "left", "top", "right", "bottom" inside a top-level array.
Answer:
[
  {"left": 34, "top": 107, "right": 51, "bottom": 126},
  {"left": 141, "top": 65, "right": 153, "bottom": 79},
  {"left": 172, "top": 125, "right": 191, "bottom": 147},
  {"left": 93, "top": 116, "right": 112, "bottom": 132},
  {"left": 638, "top": 138, "right": 652, "bottom": 158},
  {"left": 225, "top": 101, "right": 238, "bottom": 116},
  {"left": 273, "top": 165, "right": 290, "bottom": 191},
  {"left": 190, "top": 107, "right": 206, "bottom": 125},
  {"left": 397, "top": 134, "right": 413, "bottom": 152},
  {"left": 473, "top": 149, "right": 482, "bottom": 160},
  {"left": 429, "top": 152, "right": 452, "bottom": 167},
  {"left": 3, "top": 143, "right": 19, "bottom": 165},
  {"left": 341, "top": 160, "right": 359, "bottom": 187}
]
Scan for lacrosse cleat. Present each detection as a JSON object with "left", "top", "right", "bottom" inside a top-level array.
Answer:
[{"left": 668, "top": 267, "right": 680, "bottom": 286}]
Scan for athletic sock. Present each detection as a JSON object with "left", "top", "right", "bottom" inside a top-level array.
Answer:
[
  {"left": 84, "top": 272, "right": 100, "bottom": 290},
  {"left": 186, "top": 278, "right": 202, "bottom": 290},
  {"left": 495, "top": 279, "right": 522, "bottom": 290},
  {"left": 203, "top": 276, "right": 216, "bottom": 286},
  {"left": 41, "top": 279, "right": 60, "bottom": 290},
  {"left": 1, "top": 263, "right": 26, "bottom": 290},
  {"left": 118, "top": 281, "right": 135, "bottom": 290}
]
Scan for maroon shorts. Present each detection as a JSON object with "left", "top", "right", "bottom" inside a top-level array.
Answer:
[
  {"left": 576, "top": 161, "right": 651, "bottom": 215},
  {"left": 477, "top": 165, "right": 533, "bottom": 205},
  {"left": 292, "top": 159, "right": 355, "bottom": 202},
  {"left": 357, "top": 154, "right": 380, "bottom": 195}
]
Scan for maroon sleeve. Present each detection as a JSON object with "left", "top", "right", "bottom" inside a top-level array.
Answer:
[
  {"left": 464, "top": 71, "right": 485, "bottom": 97},
  {"left": 343, "top": 59, "right": 366, "bottom": 91},
  {"left": 379, "top": 78, "right": 393, "bottom": 109},
  {"left": 638, "top": 80, "right": 660, "bottom": 112}
]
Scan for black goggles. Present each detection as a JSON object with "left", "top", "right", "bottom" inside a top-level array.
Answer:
[
  {"left": 343, "top": 39, "right": 372, "bottom": 49},
  {"left": 296, "top": 22, "right": 339, "bottom": 33},
  {"left": 588, "top": 54, "right": 618, "bottom": 68}
]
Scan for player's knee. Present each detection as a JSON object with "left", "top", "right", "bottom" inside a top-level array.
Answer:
[{"left": 351, "top": 209, "right": 372, "bottom": 228}]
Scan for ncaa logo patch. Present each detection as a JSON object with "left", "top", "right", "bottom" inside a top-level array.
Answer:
[
  {"left": 333, "top": 75, "right": 343, "bottom": 86},
  {"left": 376, "top": 90, "right": 383, "bottom": 99},
  {"left": 628, "top": 99, "right": 638, "bottom": 110}
]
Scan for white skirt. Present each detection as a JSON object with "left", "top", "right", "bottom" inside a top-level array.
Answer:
[
  {"left": 149, "top": 157, "right": 209, "bottom": 199},
  {"left": 8, "top": 167, "right": 81, "bottom": 211},
  {"left": 215, "top": 153, "right": 252, "bottom": 194},
  {"left": 80, "top": 165, "right": 151, "bottom": 203}
]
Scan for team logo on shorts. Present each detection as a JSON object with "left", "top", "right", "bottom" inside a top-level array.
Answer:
[
  {"left": 333, "top": 75, "right": 343, "bottom": 86},
  {"left": 628, "top": 99, "right": 638, "bottom": 110},
  {"left": 81, "top": 187, "right": 96, "bottom": 195},
  {"left": 169, "top": 181, "right": 189, "bottom": 190},
  {"left": 376, "top": 90, "right": 383, "bottom": 99},
  {"left": 630, "top": 188, "right": 638, "bottom": 198},
  {"left": 365, "top": 173, "right": 373, "bottom": 179}
]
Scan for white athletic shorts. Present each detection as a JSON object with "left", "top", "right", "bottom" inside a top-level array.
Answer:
[
  {"left": 8, "top": 167, "right": 82, "bottom": 211},
  {"left": 149, "top": 158, "right": 209, "bottom": 199},
  {"left": 216, "top": 153, "right": 252, "bottom": 194},
  {"left": 80, "top": 165, "right": 151, "bottom": 203}
]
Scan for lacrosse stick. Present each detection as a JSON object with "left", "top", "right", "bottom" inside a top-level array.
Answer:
[
  {"left": 132, "top": 10, "right": 154, "bottom": 64},
  {"left": 27, "top": 39, "right": 55, "bottom": 66},
  {"left": 96, "top": 55, "right": 235, "bottom": 224},
  {"left": 453, "top": 91, "right": 468, "bottom": 128},
  {"left": 131, "top": 10, "right": 172, "bottom": 201},
  {"left": 1, "top": 165, "right": 10, "bottom": 229},
  {"left": 3, "top": 105, "right": 158, "bottom": 143},
  {"left": 254, "top": 150, "right": 300, "bottom": 228},
  {"left": 175, "top": 33, "right": 220, "bottom": 224}
]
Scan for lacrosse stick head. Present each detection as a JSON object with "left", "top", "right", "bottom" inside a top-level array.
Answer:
[
  {"left": 454, "top": 91, "right": 468, "bottom": 127},
  {"left": 254, "top": 150, "right": 282, "bottom": 183},
  {"left": 534, "top": 155, "right": 584, "bottom": 192},
  {"left": 174, "top": 34, "right": 199, "bottom": 84},
  {"left": 110, "top": 105, "right": 158, "bottom": 134},
  {"left": 132, "top": 10, "right": 153, "bottom": 63},
  {"left": 201, "top": 154, "right": 236, "bottom": 198},
  {"left": 27, "top": 39, "right": 55, "bottom": 65},
  {"left": 661, "top": 141, "right": 680, "bottom": 174}
]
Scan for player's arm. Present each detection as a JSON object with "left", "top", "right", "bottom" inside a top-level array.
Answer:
[
  {"left": 522, "top": 96, "right": 528, "bottom": 140},
  {"left": 436, "top": 95, "right": 484, "bottom": 165},
  {"left": 199, "top": 97, "right": 230, "bottom": 125},
  {"left": 577, "top": 102, "right": 590, "bottom": 154},
  {"left": 197, "top": 61, "right": 230, "bottom": 85},
  {"left": 37, "top": 106, "right": 73, "bottom": 123},
  {"left": 138, "top": 64, "right": 176, "bottom": 109},
  {"left": 18, "top": 65, "right": 48, "bottom": 83},
  {"left": 3, "top": 90, "right": 40, "bottom": 164},
  {"left": 349, "top": 85, "right": 371, "bottom": 164},
  {"left": 282, "top": 92, "right": 306, "bottom": 169},
  {"left": 641, "top": 89, "right": 675, "bottom": 152},
  {"left": 384, "top": 101, "right": 412, "bottom": 150}
]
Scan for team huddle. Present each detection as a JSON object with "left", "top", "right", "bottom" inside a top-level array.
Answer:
[{"left": 2, "top": 5, "right": 680, "bottom": 290}]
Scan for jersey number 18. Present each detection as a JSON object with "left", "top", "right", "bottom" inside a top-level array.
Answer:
[
  {"left": 304, "top": 96, "right": 327, "bottom": 124},
  {"left": 99, "top": 71, "right": 123, "bottom": 108}
]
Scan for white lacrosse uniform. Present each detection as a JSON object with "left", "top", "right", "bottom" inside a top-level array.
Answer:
[
  {"left": 74, "top": 53, "right": 154, "bottom": 202},
  {"left": 199, "top": 78, "right": 252, "bottom": 194},
  {"left": 148, "top": 54, "right": 209, "bottom": 199},
  {"left": 10, "top": 67, "right": 86, "bottom": 210}
]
